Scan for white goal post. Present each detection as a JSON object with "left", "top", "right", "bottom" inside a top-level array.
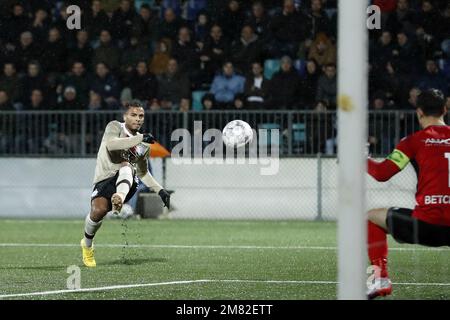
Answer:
[{"left": 337, "top": 0, "right": 369, "bottom": 299}]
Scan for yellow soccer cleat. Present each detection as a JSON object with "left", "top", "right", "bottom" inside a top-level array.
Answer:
[{"left": 80, "top": 238, "right": 96, "bottom": 267}]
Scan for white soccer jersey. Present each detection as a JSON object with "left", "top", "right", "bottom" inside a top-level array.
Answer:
[{"left": 92, "top": 120, "right": 150, "bottom": 185}]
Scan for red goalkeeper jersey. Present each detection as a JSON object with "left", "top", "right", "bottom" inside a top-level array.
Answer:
[{"left": 368, "top": 125, "right": 450, "bottom": 226}]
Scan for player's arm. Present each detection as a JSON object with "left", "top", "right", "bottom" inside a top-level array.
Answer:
[
  {"left": 104, "top": 121, "right": 155, "bottom": 151},
  {"left": 136, "top": 156, "right": 170, "bottom": 209},
  {"left": 368, "top": 139, "right": 413, "bottom": 182}
]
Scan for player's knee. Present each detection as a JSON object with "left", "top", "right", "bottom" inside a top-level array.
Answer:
[{"left": 90, "top": 203, "right": 109, "bottom": 221}]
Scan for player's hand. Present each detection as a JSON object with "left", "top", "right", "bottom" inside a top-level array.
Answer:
[
  {"left": 158, "top": 189, "right": 170, "bottom": 209},
  {"left": 142, "top": 133, "right": 156, "bottom": 144}
]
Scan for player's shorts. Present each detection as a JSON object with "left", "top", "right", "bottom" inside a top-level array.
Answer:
[
  {"left": 386, "top": 207, "right": 450, "bottom": 247},
  {"left": 91, "top": 171, "right": 139, "bottom": 210}
]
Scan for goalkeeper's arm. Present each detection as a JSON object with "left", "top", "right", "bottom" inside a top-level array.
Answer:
[{"left": 367, "top": 158, "right": 400, "bottom": 182}]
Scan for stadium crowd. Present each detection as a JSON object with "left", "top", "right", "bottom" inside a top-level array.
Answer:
[{"left": 0, "top": 0, "right": 449, "bottom": 155}]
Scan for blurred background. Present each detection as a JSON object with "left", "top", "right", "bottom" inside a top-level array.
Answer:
[{"left": 0, "top": 0, "right": 448, "bottom": 219}]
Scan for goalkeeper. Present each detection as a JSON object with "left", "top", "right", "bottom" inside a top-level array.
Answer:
[{"left": 80, "top": 101, "right": 170, "bottom": 267}]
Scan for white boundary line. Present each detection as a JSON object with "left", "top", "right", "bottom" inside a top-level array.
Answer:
[
  {"left": 0, "top": 243, "right": 448, "bottom": 252},
  {"left": 1, "top": 279, "right": 450, "bottom": 299}
]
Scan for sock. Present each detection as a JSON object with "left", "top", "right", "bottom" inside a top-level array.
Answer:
[
  {"left": 116, "top": 166, "right": 133, "bottom": 200},
  {"left": 367, "top": 221, "right": 389, "bottom": 278},
  {"left": 84, "top": 214, "right": 103, "bottom": 247}
]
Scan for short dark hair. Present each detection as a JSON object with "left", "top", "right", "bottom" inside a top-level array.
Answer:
[
  {"left": 416, "top": 89, "right": 446, "bottom": 117},
  {"left": 123, "top": 100, "right": 144, "bottom": 113}
]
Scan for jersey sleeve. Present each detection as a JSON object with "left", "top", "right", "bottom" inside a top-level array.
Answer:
[
  {"left": 136, "top": 154, "right": 163, "bottom": 193},
  {"left": 367, "top": 135, "right": 417, "bottom": 182},
  {"left": 104, "top": 121, "right": 144, "bottom": 151},
  {"left": 386, "top": 135, "right": 416, "bottom": 170}
]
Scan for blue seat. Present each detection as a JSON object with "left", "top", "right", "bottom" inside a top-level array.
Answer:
[
  {"left": 264, "top": 59, "right": 280, "bottom": 80},
  {"left": 292, "top": 123, "right": 306, "bottom": 143},
  {"left": 294, "top": 59, "right": 306, "bottom": 78},
  {"left": 192, "top": 91, "right": 207, "bottom": 111},
  {"left": 134, "top": 0, "right": 156, "bottom": 10},
  {"left": 258, "top": 123, "right": 282, "bottom": 146}
]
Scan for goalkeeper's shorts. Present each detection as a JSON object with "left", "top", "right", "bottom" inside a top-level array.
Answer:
[
  {"left": 386, "top": 207, "right": 450, "bottom": 247},
  {"left": 91, "top": 171, "right": 139, "bottom": 211}
]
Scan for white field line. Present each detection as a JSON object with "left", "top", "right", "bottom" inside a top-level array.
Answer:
[
  {"left": 1, "top": 279, "right": 450, "bottom": 299},
  {"left": 0, "top": 243, "right": 448, "bottom": 252}
]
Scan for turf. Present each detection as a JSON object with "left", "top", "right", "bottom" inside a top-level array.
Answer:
[{"left": 0, "top": 219, "right": 448, "bottom": 300}]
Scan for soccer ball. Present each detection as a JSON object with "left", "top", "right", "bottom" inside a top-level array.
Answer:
[{"left": 222, "top": 120, "right": 254, "bottom": 148}]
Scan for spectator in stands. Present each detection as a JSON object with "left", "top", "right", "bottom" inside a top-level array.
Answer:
[
  {"left": 307, "top": 32, "right": 336, "bottom": 68},
  {"left": 407, "top": 87, "right": 421, "bottom": 109},
  {"left": 111, "top": 0, "right": 137, "bottom": 46},
  {"left": 149, "top": 39, "right": 171, "bottom": 76},
  {"left": 245, "top": 1, "right": 270, "bottom": 40},
  {"left": 218, "top": 0, "right": 246, "bottom": 41},
  {"left": 120, "top": 36, "right": 152, "bottom": 79},
  {"left": 60, "top": 62, "right": 91, "bottom": 106},
  {"left": 21, "top": 61, "right": 50, "bottom": 107},
  {"left": 68, "top": 30, "right": 94, "bottom": 72},
  {"left": 370, "top": 31, "right": 394, "bottom": 74},
  {"left": 132, "top": 4, "right": 159, "bottom": 45},
  {"left": 157, "top": 58, "right": 191, "bottom": 111},
  {"left": 390, "top": 31, "right": 420, "bottom": 76},
  {"left": 243, "top": 61, "right": 269, "bottom": 109},
  {"left": 0, "top": 91, "right": 13, "bottom": 110},
  {"left": 231, "top": 25, "right": 263, "bottom": 75},
  {"left": 385, "top": 0, "right": 417, "bottom": 36},
  {"left": 306, "top": 0, "right": 332, "bottom": 39},
  {"left": 267, "top": 56, "right": 301, "bottom": 109},
  {"left": 158, "top": 8, "right": 184, "bottom": 41},
  {"left": 14, "top": 31, "right": 42, "bottom": 73},
  {"left": 200, "top": 24, "right": 230, "bottom": 81},
  {"left": 186, "top": 0, "right": 208, "bottom": 22},
  {"left": 210, "top": 61, "right": 245, "bottom": 108},
  {"left": 416, "top": 59, "right": 448, "bottom": 95},
  {"left": 24, "top": 89, "right": 46, "bottom": 110},
  {"left": 268, "top": 0, "right": 309, "bottom": 58},
  {"left": 376, "top": 60, "right": 412, "bottom": 108},
  {"left": 125, "top": 61, "right": 158, "bottom": 105},
  {"left": 300, "top": 60, "right": 320, "bottom": 107},
  {"left": 92, "top": 30, "right": 121, "bottom": 73},
  {"left": 316, "top": 63, "right": 337, "bottom": 108},
  {"left": 440, "top": 5, "right": 450, "bottom": 56},
  {"left": 171, "top": 27, "right": 200, "bottom": 76},
  {"left": 83, "top": 0, "right": 111, "bottom": 40},
  {"left": 30, "top": 8, "right": 51, "bottom": 43},
  {"left": 87, "top": 90, "right": 107, "bottom": 110},
  {"left": 201, "top": 93, "right": 216, "bottom": 110},
  {"left": 90, "top": 62, "right": 121, "bottom": 108},
  {"left": 416, "top": 0, "right": 441, "bottom": 42},
  {"left": 191, "top": 10, "right": 211, "bottom": 45},
  {"left": 57, "top": 86, "right": 83, "bottom": 110},
  {"left": 368, "top": 93, "right": 395, "bottom": 155},
  {"left": 0, "top": 62, "right": 21, "bottom": 104},
  {"left": 42, "top": 27, "right": 67, "bottom": 74},
  {"left": 3, "top": 2, "right": 30, "bottom": 43}
]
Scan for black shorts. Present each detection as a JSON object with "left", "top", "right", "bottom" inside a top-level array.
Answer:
[
  {"left": 386, "top": 207, "right": 450, "bottom": 247},
  {"left": 91, "top": 171, "right": 139, "bottom": 211}
]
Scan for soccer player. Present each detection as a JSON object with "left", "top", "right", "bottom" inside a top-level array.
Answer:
[
  {"left": 366, "top": 89, "right": 450, "bottom": 299},
  {"left": 80, "top": 101, "right": 171, "bottom": 267}
]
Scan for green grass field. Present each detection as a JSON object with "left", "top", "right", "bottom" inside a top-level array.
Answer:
[{"left": 0, "top": 219, "right": 449, "bottom": 300}]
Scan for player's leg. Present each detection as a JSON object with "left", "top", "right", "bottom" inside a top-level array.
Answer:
[
  {"left": 111, "top": 162, "right": 134, "bottom": 214},
  {"left": 366, "top": 208, "right": 392, "bottom": 299},
  {"left": 81, "top": 197, "right": 109, "bottom": 267}
]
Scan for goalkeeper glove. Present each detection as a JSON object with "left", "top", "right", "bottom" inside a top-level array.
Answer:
[
  {"left": 158, "top": 189, "right": 171, "bottom": 209},
  {"left": 142, "top": 133, "right": 156, "bottom": 144}
]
